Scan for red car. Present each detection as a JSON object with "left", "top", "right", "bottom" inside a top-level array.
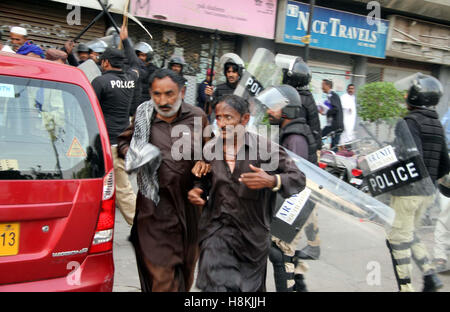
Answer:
[{"left": 0, "top": 52, "right": 115, "bottom": 291}]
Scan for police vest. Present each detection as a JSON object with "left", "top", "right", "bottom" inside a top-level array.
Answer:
[
  {"left": 404, "top": 109, "right": 446, "bottom": 182},
  {"left": 280, "top": 118, "right": 318, "bottom": 164}
]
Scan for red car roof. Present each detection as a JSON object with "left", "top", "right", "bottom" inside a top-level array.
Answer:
[{"left": 0, "top": 51, "right": 90, "bottom": 87}]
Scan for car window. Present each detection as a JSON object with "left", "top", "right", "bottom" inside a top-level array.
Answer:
[{"left": 0, "top": 75, "right": 104, "bottom": 180}]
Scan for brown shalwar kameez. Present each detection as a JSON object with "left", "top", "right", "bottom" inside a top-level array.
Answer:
[
  {"left": 117, "top": 102, "right": 208, "bottom": 292},
  {"left": 195, "top": 132, "right": 306, "bottom": 292}
]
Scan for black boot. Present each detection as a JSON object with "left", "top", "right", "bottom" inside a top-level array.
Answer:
[
  {"left": 294, "top": 274, "right": 308, "bottom": 292},
  {"left": 423, "top": 274, "right": 443, "bottom": 292}
]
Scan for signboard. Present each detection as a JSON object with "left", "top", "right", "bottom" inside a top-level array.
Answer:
[
  {"left": 131, "top": 0, "right": 277, "bottom": 39},
  {"left": 276, "top": 1, "right": 389, "bottom": 58},
  {"left": 271, "top": 188, "right": 315, "bottom": 243},
  {"left": 364, "top": 155, "right": 428, "bottom": 196}
]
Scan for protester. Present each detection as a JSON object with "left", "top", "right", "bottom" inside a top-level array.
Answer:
[
  {"left": 320, "top": 79, "right": 344, "bottom": 150},
  {"left": 340, "top": 84, "right": 357, "bottom": 144},
  {"left": 0, "top": 30, "right": 14, "bottom": 53},
  {"left": 45, "top": 48, "right": 68, "bottom": 64},
  {"left": 188, "top": 95, "right": 306, "bottom": 292},
  {"left": 10, "top": 26, "right": 44, "bottom": 58},
  {"left": 91, "top": 48, "right": 138, "bottom": 226},
  {"left": 117, "top": 69, "right": 209, "bottom": 292}
]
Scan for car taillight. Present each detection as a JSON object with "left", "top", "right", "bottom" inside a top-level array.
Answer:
[
  {"left": 318, "top": 162, "right": 328, "bottom": 169},
  {"left": 352, "top": 169, "right": 363, "bottom": 177},
  {"left": 90, "top": 169, "right": 115, "bottom": 254}
]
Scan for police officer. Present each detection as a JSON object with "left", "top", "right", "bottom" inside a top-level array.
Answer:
[
  {"left": 168, "top": 55, "right": 188, "bottom": 85},
  {"left": 120, "top": 25, "right": 159, "bottom": 116},
  {"left": 282, "top": 59, "right": 321, "bottom": 260},
  {"left": 134, "top": 41, "right": 159, "bottom": 103},
  {"left": 76, "top": 43, "right": 91, "bottom": 64},
  {"left": 387, "top": 73, "right": 450, "bottom": 292},
  {"left": 91, "top": 48, "right": 138, "bottom": 226},
  {"left": 204, "top": 54, "right": 244, "bottom": 120},
  {"left": 258, "top": 85, "right": 315, "bottom": 292}
]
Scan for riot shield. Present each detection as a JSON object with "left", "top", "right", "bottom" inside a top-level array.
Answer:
[
  {"left": 353, "top": 118, "right": 448, "bottom": 289},
  {"left": 77, "top": 59, "right": 101, "bottom": 82}
]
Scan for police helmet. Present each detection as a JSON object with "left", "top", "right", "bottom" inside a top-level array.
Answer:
[
  {"left": 77, "top": 43, "right": 90, "bottom": 53},
  {"left": 282, "top": 59, "right": 312, "bottom": 89},
  {"left": 134, "top": 42, "right": 153, "bottom": 55},
  {"left": 256, "top": 85, "right": 302, "bottom": 120},
  {"left": 220, "top": 53, "right": 245, "bottom": 77},
  {"left": 87, "top": 39, "right": 108, "bottom": 54},
  {"left": 407, "top": 74, "right": 443, "bottom": 108}
]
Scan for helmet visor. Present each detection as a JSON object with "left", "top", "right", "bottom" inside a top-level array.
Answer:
[
  {"left": 275, "top": 54, "right": 301, "bottom": 71},
  {"left": 254, "top": 87, "right": 289, "bottom": 111}
]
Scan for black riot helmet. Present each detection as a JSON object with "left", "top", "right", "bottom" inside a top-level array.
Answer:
[
  {"left": 255, "top": 85, "right": 303, "bottom": 122},
  {"left": 77, "top": 43, "right": 91, "bottom": 53},
  {"left": 282, "top": 58, "right": 312, "bottom": 89},
  {"left": 395, "top": 73, "right": 443, "bottom": 108}
]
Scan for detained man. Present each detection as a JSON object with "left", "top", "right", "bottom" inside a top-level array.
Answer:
[
  {"left": 117, "top": 69, "right": 209, "bottom": 292},
  {"left": 188, "top": 95, "right": 306, "bottom": 292}
]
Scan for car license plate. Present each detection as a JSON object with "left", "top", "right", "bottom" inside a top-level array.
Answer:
[
  {"left": 350, "top": 178, "right": 363, "bottom": 186},
  {"left": 0, "top": 223, "right": 20, "bottom": 256}
]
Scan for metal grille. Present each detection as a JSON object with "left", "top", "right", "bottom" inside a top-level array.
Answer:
[
  {"left": 366, "top": 66, "right": 383, "bottom": 83},
  {"left": 0, "top": 0, "right": 106, "bottom": 50},
  {"left": 128, "top": 21, "right": 237, "bottom": 105}
]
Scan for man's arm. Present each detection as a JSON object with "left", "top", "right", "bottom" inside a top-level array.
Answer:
[
  {"left": 91, "top": 77, "right": 104, "bottom": 104},
  {"left": 117, "top": 115, "right": 135, "bottom": 159}
]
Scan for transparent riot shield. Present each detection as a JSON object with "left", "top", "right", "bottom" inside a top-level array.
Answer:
[
  {"left": 77, "top": 59, "right": 101, "bottom": 82},
  {"left": 353, "top": 119, "right": 448, "bottom": 289},
  {"left": 232, "top": 48, "right": 283, "bottom": 133}
]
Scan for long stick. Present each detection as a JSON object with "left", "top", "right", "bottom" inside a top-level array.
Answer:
[
  {"left": 73, "top": 4, "right": 112, "bottom": 42},
  {"left": 304, "top": 0, "right": 315, "bottom": 63},
  {"left": 96, "top": 0, "right": 121, "bottom": 34}
]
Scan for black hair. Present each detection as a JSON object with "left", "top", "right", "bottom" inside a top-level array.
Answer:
[
  {"left": 0, "top": 30, "right": 2, "bottom": 42},
  {"left": 217, "top": 95, "right": 249, "bottom": 115},
  {"left": 149, "top": 68, "right": 186, "bottom": 90},
  {"left": 323, "top": 79, "right": 333, "bottom": 88},
  {"left": 225, "top": 63, "right": 239, "bottom": 73},
  {"left": 347, "top": 84, "right": 355, "bottom": 88}
]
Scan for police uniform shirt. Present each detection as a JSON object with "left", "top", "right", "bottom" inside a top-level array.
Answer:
[{"left": 92, "top": 69, "right": 138, "bottom": 145}]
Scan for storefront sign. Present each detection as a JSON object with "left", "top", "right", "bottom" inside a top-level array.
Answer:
[
  {"left": 276, "top": 1, "right": 389, "bottom": 58},
  {"left": 131, "top": 0, "right": 277, "bottom": 39}
]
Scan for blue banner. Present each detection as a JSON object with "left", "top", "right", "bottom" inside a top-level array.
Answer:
[{"left": 282, "top": 1, "right": 389, "bottom": 58}]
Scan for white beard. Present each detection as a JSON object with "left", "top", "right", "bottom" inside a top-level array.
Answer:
[{"left": 154, "top": 94, "right": 183, "bottom": 117}]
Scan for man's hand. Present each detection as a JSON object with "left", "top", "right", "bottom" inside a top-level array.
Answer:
[
  {"left": 205, "top": 85, "right": 214, "bottom": 97},
  {"left": 120, "top": 24, "right": 128, "bottom": 41},
  {"left": 188, "top": 188, "right": 205, "bottom": 207},
  {"left": 239, "top": 164, "right": 277, "bottom": 190},
  {"left": 65, "top": 40, "right": 74, "bottom": 55},
  {"left": 192, "top": 160, "right": 210, "bottom": 178}
]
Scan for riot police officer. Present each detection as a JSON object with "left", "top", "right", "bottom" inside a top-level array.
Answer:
[
  {"left": 282, "top": 58, "right": 322, "bottom": 260},
  {"left": 205, "top": 53, "right": 245, "bottom": 119},
  {"left": 387, "top": 73, "right": 450, "bottom": 292},
  {"left": 134, "top": 41, "right": 159, "bottom": 103},
  {"left": 257, "top": 85, "right": 316, "bottom": 292}
]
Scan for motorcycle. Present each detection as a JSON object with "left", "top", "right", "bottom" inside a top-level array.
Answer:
[{"left": 319, "top": 131, "right": 369, "bottom": 193}]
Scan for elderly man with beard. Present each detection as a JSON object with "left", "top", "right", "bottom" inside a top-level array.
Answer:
[
  {"left": 188, "top": 95, "right": 305, "bottom": 292},
  {"left": 117, "top": 68, "right": 209, "bottom": 292}
]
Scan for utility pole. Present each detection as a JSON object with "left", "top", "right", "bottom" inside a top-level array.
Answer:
[{"left": 303, "top": 0, "right": 315, "bottom": 63}]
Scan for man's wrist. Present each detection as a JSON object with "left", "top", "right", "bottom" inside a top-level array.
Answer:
[{"left": 271, "top": 174, "right": 281, "bottom": 192}]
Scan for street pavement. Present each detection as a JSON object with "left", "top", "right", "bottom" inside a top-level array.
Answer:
[{"left": 113, "top": 175, "right": 450, "bottom": 292}]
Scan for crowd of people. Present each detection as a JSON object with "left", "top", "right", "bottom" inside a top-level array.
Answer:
[{"left": 1, "top": 23, "right": 449, "bottom": 293}]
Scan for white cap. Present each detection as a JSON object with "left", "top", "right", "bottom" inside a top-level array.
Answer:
[{"left": 10, "top": 26, "right": 27, "bottom": 36}]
